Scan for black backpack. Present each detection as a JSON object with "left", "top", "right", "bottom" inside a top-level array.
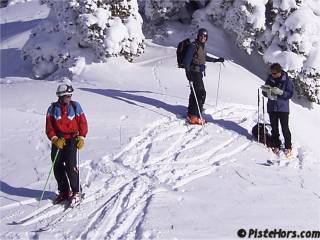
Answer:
[
  {"left": 176, "top": 38, "right": 191, "bottom": 68},
  {"left": 252, "top": 123, "right": 273, "bottom": 147}
]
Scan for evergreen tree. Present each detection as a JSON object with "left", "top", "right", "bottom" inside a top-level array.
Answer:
[{"left": 206, "top": 0, "right": 320, "bottom": 103}]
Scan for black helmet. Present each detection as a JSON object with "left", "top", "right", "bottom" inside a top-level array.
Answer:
[{"left": 197, "top": 28, "right": 208, "bottom": 39}]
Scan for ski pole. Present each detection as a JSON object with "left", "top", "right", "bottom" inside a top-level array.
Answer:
[
  {"left": 77, "top": 149, "right": 82, "bottom": 196},
  {"left": 257, "top": 89, "right": 260, "bottom": 143},
  {"left": 262, "top": 95, "right": 266, "bottom": 146},
  {"left": 189, "top": 81, "right": 205, "bottom": 129},
  {"left": 215, "top": 63, "right": 222, "bottom": 107},
  {"left": 38, "top": 148, "right": 60, "bottom": 207},
  {"left": 77, "top": 149, "right": 81, "bottom": 208}
]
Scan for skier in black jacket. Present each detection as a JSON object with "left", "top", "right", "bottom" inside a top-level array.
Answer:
[{"left": 183, "top": 28, "right": 224, "bottom": 124}]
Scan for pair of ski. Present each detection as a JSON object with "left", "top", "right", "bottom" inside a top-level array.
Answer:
[
  {"left": 9, "top": 193, "right": 85, "bottom": 227},
  {"left": 265, "top": 148, "right": 293, "bottom": 166},
  {"left": 33, "top": 193, "right": 85, "bottom": 232}
]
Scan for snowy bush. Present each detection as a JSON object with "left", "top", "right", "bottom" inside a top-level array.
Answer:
[
  {"left": 207, "top": 0, "right": 268, "bottom": 54},
  {"left": 205, "top": 0, "right": 320, "bottom": 103},
  {"left": 143, "top": 0, "right": 190, "bottom": 38},
  {"left": 22, "top": 0, "right": 145, "bottom": 78},
  {"left": 144, "top": 0, "right": 188, "bottom": 25},
  {"left": 21, "top": 19, "right": 76, "bottom": 79},
  {"left": 261, "top": 2, "right": 320, "bottom": 103}
]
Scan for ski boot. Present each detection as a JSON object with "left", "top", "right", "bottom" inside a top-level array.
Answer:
[
  {"left": 187, "top": 114, "right": 206, "bottom": 125},
  {"left": 271, "top": 147, "right": 281, "bottom": 156},
  {"left": 53, "top": 191, "right": 72, "bottom": 205},
  {"left": 284, "top": 148, "right": 292, "bottom": 159},
  {"left": 68, "top": 192, "right": 84, "bottom": 207}
]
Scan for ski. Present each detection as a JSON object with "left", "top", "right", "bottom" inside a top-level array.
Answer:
[
  {"left": 8, "top": 203, "right": 61, "bottom": 226},
  {"left": 259, "top": 147, "right": 296, "bottom": 167},
  {"left": 8, "top": 193, "right": 72, "bottom": 226},
  {"left": 32, "top": 193, "right": 86, "bottom": 232}
]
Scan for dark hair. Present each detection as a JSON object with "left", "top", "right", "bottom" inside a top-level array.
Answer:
[{"left": 270, "top": 63, "right": 282, "bottom": 73}]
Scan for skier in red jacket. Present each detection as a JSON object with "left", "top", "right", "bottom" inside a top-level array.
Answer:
[{"left": 46, "top": 82, "right": 88, "bottom": 204}]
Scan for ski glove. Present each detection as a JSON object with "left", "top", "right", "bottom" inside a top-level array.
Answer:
[
  {"left": 267, "top": 92, "right": 277, "bottom": 101},
  {"left": 76, "top": 136, "right": 85, "bottom": 150},
  {"left": 271, "top": 87, "right": 283, "bottom": 95},
  {"left": 261, "top": 85, "right": 277, "bottom": 100},
  {"left": 52, "top": 136, "right": 66, "bottom": 149}
]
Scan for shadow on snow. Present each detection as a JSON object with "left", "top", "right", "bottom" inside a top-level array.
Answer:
[
  {"left": 0, "top": 180, "right": 55, "bottom": 201},
  {"left": 80, "top": 87, "right": 187, "bottom": 118},
  {"left": 81, "top": 87, "right": 251, "bottom": 139}
]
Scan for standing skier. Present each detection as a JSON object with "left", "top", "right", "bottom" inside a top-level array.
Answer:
[
  {"left": 45, "top": 82, "right": 88, "bottom": 204},
  {"left": 261, "top": 63, "right": 294, "bottom": 157},
  {"left": 183, "top": 28, "right": 224, "bottom": 124}
]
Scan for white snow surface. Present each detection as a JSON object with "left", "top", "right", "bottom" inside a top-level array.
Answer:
[{"left": 1, "top": 1, "right": 320, "bottom": 239}]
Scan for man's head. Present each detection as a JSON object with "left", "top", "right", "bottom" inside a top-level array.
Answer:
[
  {"left": 56, "top": 83, "right": 74, "bottom": 104},
  {"left": 197, "top": 28, "right": 208, "bottom": 43},
  {"left": 270, "top": 63, "right": 282, "bottom": 78}
]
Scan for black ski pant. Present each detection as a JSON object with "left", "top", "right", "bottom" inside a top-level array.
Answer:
[
  {"left": 268, "top": 112, "right": 292, "bottom": 149},
  {"left": 187, "top": 71, "right": 206, "bottom": 117},
  {"left": 51, "top": 137, "right": 79, "bottom": 194}
]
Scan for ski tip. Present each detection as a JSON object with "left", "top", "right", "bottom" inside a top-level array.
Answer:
[
  {"left": 32, "top": 227, "right": 48, "bottom": 232},
  {"left": 7, "top": 221, "right": 18, "bottom": 225}
]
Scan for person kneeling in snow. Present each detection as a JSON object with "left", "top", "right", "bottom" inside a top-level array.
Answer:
[
  {"left": 45, "top": 82, "right": 88, "bottom": 204},
  {"left": 261, "top": 63, "right": 294, "bottom": 157},
  {"left": 184, "top": 28, "right": 224, "bottom": 124}
]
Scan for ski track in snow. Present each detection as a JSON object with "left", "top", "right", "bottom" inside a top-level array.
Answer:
[{"left": 1, "top": 105, "right": 305, "bottom": 239}]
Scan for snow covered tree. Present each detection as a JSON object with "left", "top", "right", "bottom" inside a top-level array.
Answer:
[
  {"left": 21, "top": 14, "right": 74, "bottom": 78},
  {"left": 22, "top": 0, "right": 145, "bottom": 78},
  {"left": 144, "top": 0, "right": 188, "bottom": 25},
  {"left": 205, "top": 0, "right": 320, "bottom": 103},
  {"left": 207, "top": 0, "right": 268, "bottom": 54},
  {"left": 143, "top": 0, "right": 190, "bottom": 38},
  {"left": 260, "top": 0, "right": 320, "bottom": 103}
]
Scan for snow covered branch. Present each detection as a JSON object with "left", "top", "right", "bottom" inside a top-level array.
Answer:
[
  {"left": 206, "top": 0, "right": 320, "bottom": 103},
  {"left": 22, "top": 0, "right": 145, "bottom": 78}
]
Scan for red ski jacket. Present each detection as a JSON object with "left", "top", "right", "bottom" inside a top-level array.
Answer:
[{"left": 46, "top": 101, "right": 88, "bottom": 140}]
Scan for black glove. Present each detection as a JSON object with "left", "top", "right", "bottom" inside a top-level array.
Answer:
[{"left": 217, "top": 57, "right": 224, "bottom": 63}]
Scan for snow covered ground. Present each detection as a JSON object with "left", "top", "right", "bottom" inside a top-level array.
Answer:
[{"left": 1, "top": 1, "right": 319, "bottom": 239}]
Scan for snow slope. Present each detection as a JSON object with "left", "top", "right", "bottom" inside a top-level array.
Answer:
[{"left": 1, "top": 1, "right": 319, "bottom": 239}]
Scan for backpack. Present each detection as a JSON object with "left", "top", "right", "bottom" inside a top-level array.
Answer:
[
  {"left": 176, "top": 38, "right": 191, "bottom": 68},
  {"left": 50, "top": 101, "right": 79, "bottom": 138},
  {"left": 51, "top": 101, "right": 77, "bottom": 114},
  {"left": 251, "top": 123, "right": 273, "bottom": 148}
]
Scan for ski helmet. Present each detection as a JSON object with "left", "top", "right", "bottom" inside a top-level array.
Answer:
[
  {"left": 56, "top": 83, "right": 74, "bottom": 97},
  {"left": 197, "top": 28, "right": 208, "bottom": 39}
]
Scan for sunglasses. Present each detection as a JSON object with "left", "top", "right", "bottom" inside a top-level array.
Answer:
[{"left": 64, "top": 95, "right": 72, "bottom": 98}]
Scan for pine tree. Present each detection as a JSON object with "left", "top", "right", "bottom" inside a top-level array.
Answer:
[
  {"left": 22, "top": 0, "right": 145, "bottom": 78},
  {"left": 206, "top": 0, "right": 320, "bottom": 103}
]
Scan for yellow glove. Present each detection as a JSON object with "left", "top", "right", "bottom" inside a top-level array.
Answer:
[
  {"left": 51, "top": 136, "right": 66, "bottom": 149},
  {"left": 76, "top": 136, "right": 85, "bottom": 150}
]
